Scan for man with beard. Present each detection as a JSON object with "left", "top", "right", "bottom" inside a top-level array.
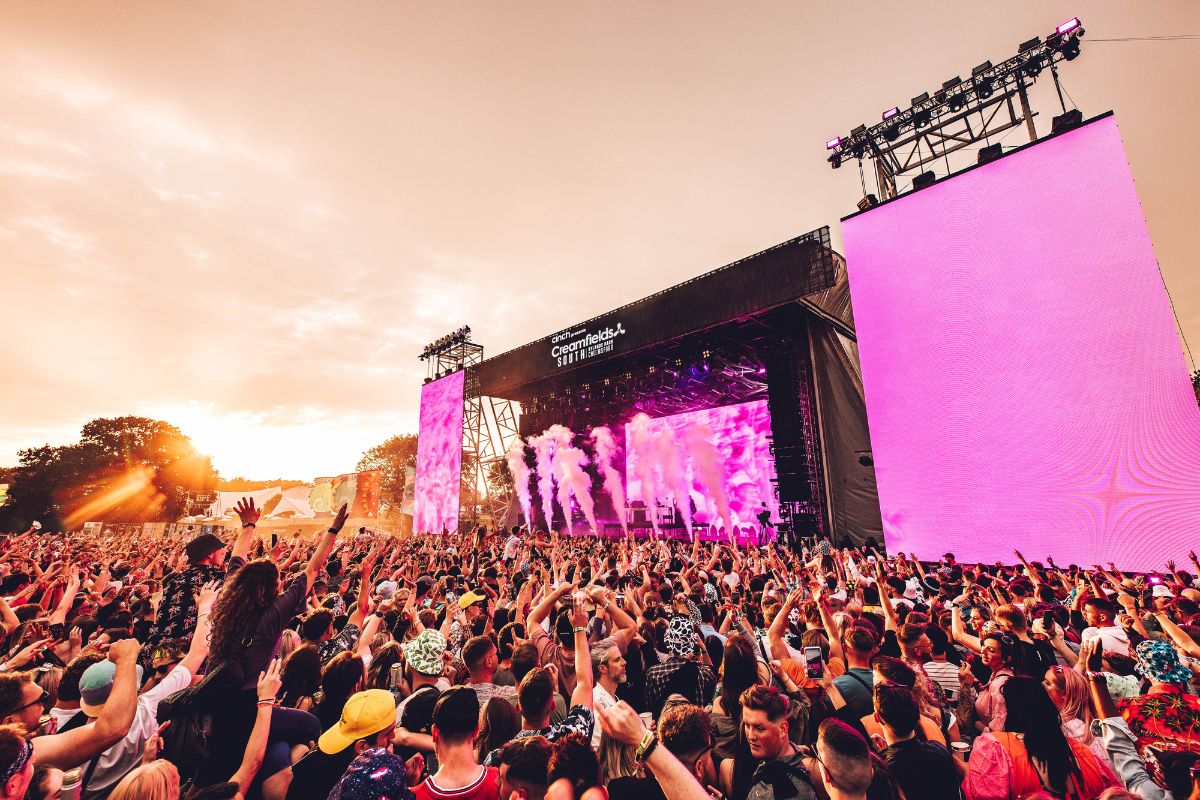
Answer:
[{"left": 589, "top": 639, "right": 625, "bottom": 749}]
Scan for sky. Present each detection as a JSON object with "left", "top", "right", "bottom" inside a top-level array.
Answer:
[{"left": 2, "top": 2, "right": 1198, "bottom": 480}]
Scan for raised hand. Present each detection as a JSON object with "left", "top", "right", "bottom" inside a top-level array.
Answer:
[
  {"left": 597, "top": 700, "right": 650, "bottom": 747},
  {"left": 142, "top": 721, "right": 170, "bottom": 765},
  {"left": 257, "top": 658, "right": 283, "bottom": 702},
  {"left": 329, "top": 503, "right": 350, "bottom": 534},
  {"left": 195, "top": 580, "right": 220, "bottom": 614},
  {"left": 234, "top": 497, "right": 261, "bottom": 527},
  {"left": 8, "top": 638, "right": 53, "bottom": 669}
]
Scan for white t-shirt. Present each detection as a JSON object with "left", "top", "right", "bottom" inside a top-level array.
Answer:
[
  {"left": 83, "top": 664, "right": 192, "bottom": 798},
  {"left": 503, "top": 535, "right": 522, "bottom": 561},
  {"left": 591, "top": 684, "right": 618, "bottom": 749}
]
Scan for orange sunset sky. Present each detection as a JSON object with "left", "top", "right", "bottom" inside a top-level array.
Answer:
[{"left": 2, "top": 2, "right": 1198, "bottom": 479}]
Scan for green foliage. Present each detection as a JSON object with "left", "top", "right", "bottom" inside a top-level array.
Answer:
[{"left": 0, "top": 416, "right": 217, "bottom": 531}]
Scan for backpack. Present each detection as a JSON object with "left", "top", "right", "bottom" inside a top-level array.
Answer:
[{"left": 155, "top": 663, "right": 226, "bottom": 786}]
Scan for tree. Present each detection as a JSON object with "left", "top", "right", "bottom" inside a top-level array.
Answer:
[
  {"left": 356, "top": 434, "right": 418, "bottom": 514},
  {"left": 0, "top": 416, "right": 217, "bottom": 531}
]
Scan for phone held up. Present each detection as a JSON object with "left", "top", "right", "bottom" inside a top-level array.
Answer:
[{"left": 803, "top": 646, "right": 824, "bottom": 680}]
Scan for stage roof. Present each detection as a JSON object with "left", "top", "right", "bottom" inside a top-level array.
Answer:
[{"left": 478, "top": 226, "right": 838, "bottom": 396}]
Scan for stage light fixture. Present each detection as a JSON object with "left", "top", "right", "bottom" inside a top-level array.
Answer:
[
  {"left": 1023, "top": 54, "right": 1043, "bottom": 78},
  {"left": 911, "top": 92, "right": 930, "bottom": 106},
  {"left": 831, "top": 153, "right": 842, "bottom": 169},
  {"left": 857, "top": 193, "right": 879, "bottom": 211},
  {"left": 914, "top": 109, "right": 932, "bottom": 128},
  {"left": 826, "top": 136, "right": 842, "bottom": 150},
  {"left": 851, "top": 124, "right": 867, "bottom": 136},
  {"left": 972, "top": 60, "right": 993, "bottom": 77},
  {"left": 1019, "top": 37, "right": 1041, "bottom": 53},
  {"left": 1056, "top": 17, "right": 1081, "bottom": 36},
  {"left": 883, "top": 123, "right": 900, "bottom": 142},
  {"left": 975, "top": 76, "right": 995, "bottom": 100},
  {"left": 977, "top": 143, "right": 1003, "bottom": 165},
  {"left": 1060, "top": 36, "right": 1081, "bottom": 60},
  {"left": 912, "top": 171, "right": 936, "bottom": 191},
  {"left": 882, "top": 107, "right": 900, "bottom": 120},
  {"left": 1051, "top": 109, "right": 1084, "bottom": 134}
]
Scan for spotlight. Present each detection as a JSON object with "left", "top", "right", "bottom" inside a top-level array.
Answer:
[
  {"left": 825, "top": 136, "right": 842, "bottom": 150},
  {"left": 912, "top": 171, "right": 936, "bottom": 191},
  {"left": 977, "top": 143, "right": 1003, "bottom": 165},
  {"left": 852, "top": 142, "right": 866, "bottom": 159},
  {"left": 975, "top": 76, "right": 995, "bottom": 100},
  {"left": 756, "top": 367, "right": 766, "bottom": 375},
  {"left": 1023, "top": 54, "right": 1043, "bottom": 78},
  {"left": 851, "top": 124, "right": 867, "bottom": 136},
  {"left": 911, "top": 92, "right": 930, "bottom": 106},
  {"left": 914, "top": 109, "right": 932, "bottom": 128},
  {"left": 857, "top": 193, "right": 879, "bottom": 211},
  {"left": 1051, "top": 109, "right": 1084, "bottom": 134},
  {"left": 971, "top": 60, "right": 993, "bottom": 77},
  {"left": 883, "top": 123, "right": 900, "bottom": 142},
  {"left": 1056, "top": 17, "right": 1081, "bottom": 36},
  {"left": 830, "top": 153, "right": 842, "bottom": 169},
  {"left": 1019, "top": 37, "right": 1041, "bottom": 53},
  {"left": 1060, "top": 36, "right": 1081, "bottom": 60},
  {"left": 882, "top": 107, "right": 900, "bottom": 120},
  {"left": 948, "top": 93, "right": 966, "bottom": 112}
]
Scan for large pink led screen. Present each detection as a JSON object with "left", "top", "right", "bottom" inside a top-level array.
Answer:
[
  {"left": 624, "top": 401, "right": 777, "bottom": 534},
  {"left": 413, "top": 370, "right": 465, "bottom": 534},
  {"left": 842, "top": 115, "right": 1200, "bottom": 570}
]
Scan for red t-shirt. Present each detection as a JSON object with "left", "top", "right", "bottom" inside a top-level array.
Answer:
[{"left": 413, "top": 767, "right": 501, "bottom": 800}]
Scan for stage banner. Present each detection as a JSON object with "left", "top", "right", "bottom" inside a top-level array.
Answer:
[
  {"left": 413, "top": 370, "right": 465, "bottom": 534},
  {"left": 309, "top": 471, "right": 381, "bottom": 519},
  {"left": 841, "top": 114, "right": 1200, "bottom": 570}
]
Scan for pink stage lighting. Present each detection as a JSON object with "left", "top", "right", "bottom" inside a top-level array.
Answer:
[
  {"left": 1056, "top": 17, "right": 1081, "bottom": 35},
  {"left": 882, "top": 107, "right": 900, "bottom": 120},
  {"left": 841, "top": 115, "right": 1200, "bottom": 570},
  {"left": 413, "top": 370, "right": 465, "bottom": 534},
  {"left": 826, "top": 136, "right": 842, "bottom": 150}
]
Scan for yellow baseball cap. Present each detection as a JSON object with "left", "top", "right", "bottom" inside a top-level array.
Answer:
[
  {"left": 458, "top": 589, "right": 488, "bottom": 610},
  {"left": 316, "top": 689, "right": 397, "bottom": 754}
]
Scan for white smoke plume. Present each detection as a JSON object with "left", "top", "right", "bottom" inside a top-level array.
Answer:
[
  {"left": 655, "top": 426, "right": 694, "bottom": 540},
  {"left": 627, "top": 413, "right": 664, "bottom": 538},
  {"left": 530, "top": 433, "right": 557, "bottom": 530},
  {"left": 554, "top": 445, "right": 598, "bottom": 536},
  {"left": 589, "top": 426, "right": 628, "bottom": 537},
  {"left": 684, "top": 421, "right": 733, "bottom": 540},
  {"left": 505, "top": 438, "right": 533, "bottom": 528}
]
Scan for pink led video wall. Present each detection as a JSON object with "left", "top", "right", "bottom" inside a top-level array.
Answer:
[
  {"left": 842, "top": 115, "right": 1200, "bottom": 570},
  {"left": 625, "top": 400, "right": 778, "bottom": 532},
  {"left": 413, "top": 370, "right": 465, "bottom": 534}
]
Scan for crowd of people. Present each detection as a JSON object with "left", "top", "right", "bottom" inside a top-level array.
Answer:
[{"left": 1, "top": 500, "right": 1199, "bottom": 800}]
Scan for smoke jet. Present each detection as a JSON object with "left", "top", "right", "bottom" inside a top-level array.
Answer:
[
  {"left": 505, "top": 438, "right": 533, "bottom": 528},
  {"left": 554, "top": 445, "right": 598, "bottom": 536},
  {"left": 627, "top": 413, "right": 664, "bottom": 538},
  {"left": 684, "top": 421, "right": 733, "bottom": 540},
  {"left": 589, "top": 426, "right": 628, "bottom": 536}
]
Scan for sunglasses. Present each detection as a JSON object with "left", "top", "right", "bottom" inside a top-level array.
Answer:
[
  {"left": 11, "top": 689, "right": 49, "bottom": 715},
  {"left": 153, "top": 660, "right": 181, "bottom": 676}
]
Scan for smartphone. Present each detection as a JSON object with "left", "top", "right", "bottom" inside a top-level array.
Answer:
[
  {"left": 1041, "top": 610, "right": 1054, "bottom": 634},
  {"left": 271, "top": 533, "right": 279, "bottom": 548},
  {"left": 803, "top": 646, "right": 824, "bottom": 680}
]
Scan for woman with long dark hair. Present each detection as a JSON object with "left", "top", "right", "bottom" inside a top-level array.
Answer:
[
  {"left": 278, "top": 644, "right": 322, "bottom": 711},
  {"left": 709, "top": 634, "right": 758, "bottom": 762},
  {"left": 192, "top": 499, "right": 347, "bottom": 790},
  {"left": 312, "top": 651, "right": 366, "bottom": 731},
  {"left": 964, "top": 676, "right": 1118, "bottom": 799}
]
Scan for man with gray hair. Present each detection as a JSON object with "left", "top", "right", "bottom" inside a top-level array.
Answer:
[{"left": 590, "top": 638, "right": 626, "bottom": 748}]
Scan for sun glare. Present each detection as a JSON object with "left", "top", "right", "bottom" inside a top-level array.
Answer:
[{"left": 142, "top": 403, "right": 374, "bottom": 480}]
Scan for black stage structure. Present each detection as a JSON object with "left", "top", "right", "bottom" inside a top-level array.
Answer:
[{"left": 474, "top": 226, "right": 883, "bottom": 547}]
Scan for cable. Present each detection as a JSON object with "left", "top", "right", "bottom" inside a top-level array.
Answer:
[
  {"left": 1087, "top": 34, "right": 1199, "bottom": 42},
  {"left": 1161, "top": 276, "right": 1197, "bottom": 371}
]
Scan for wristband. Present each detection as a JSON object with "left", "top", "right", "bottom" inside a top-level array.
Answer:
[
  {"left": 257, "top": 698, "right": 276, "bottom": 706},
  {"left": 327, "top": 528, "right": 339, "bottom": 536},
  {"left": 1086, "top": 671, "right": 1106, "bottom": 682},
  {"left": 573, "top": 626, "right": 587, "bottom": 634},
  {"left": 243, "top": 522, "right": 256, "bottom": 529},
  {"left": 635, "top": 733, "right": 658, "bottom": 762}
]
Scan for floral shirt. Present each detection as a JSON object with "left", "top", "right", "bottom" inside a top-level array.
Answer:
[
  {"left": 144, "top": 562, "right": 226, "bottom": 652},
  {"left": 482, "top": 705, "right": 594, "bottom": 766},
  {"left": 1119, "top": 685, "right": 1200, "bottom": 765}
]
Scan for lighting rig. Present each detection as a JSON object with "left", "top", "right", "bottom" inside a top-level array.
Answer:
[
  {"left": 825, "top": 17, "right": 1086, "bottom": 203},
  {"left": 419, "top": 326, "right": 481, "bottom": 382}
]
